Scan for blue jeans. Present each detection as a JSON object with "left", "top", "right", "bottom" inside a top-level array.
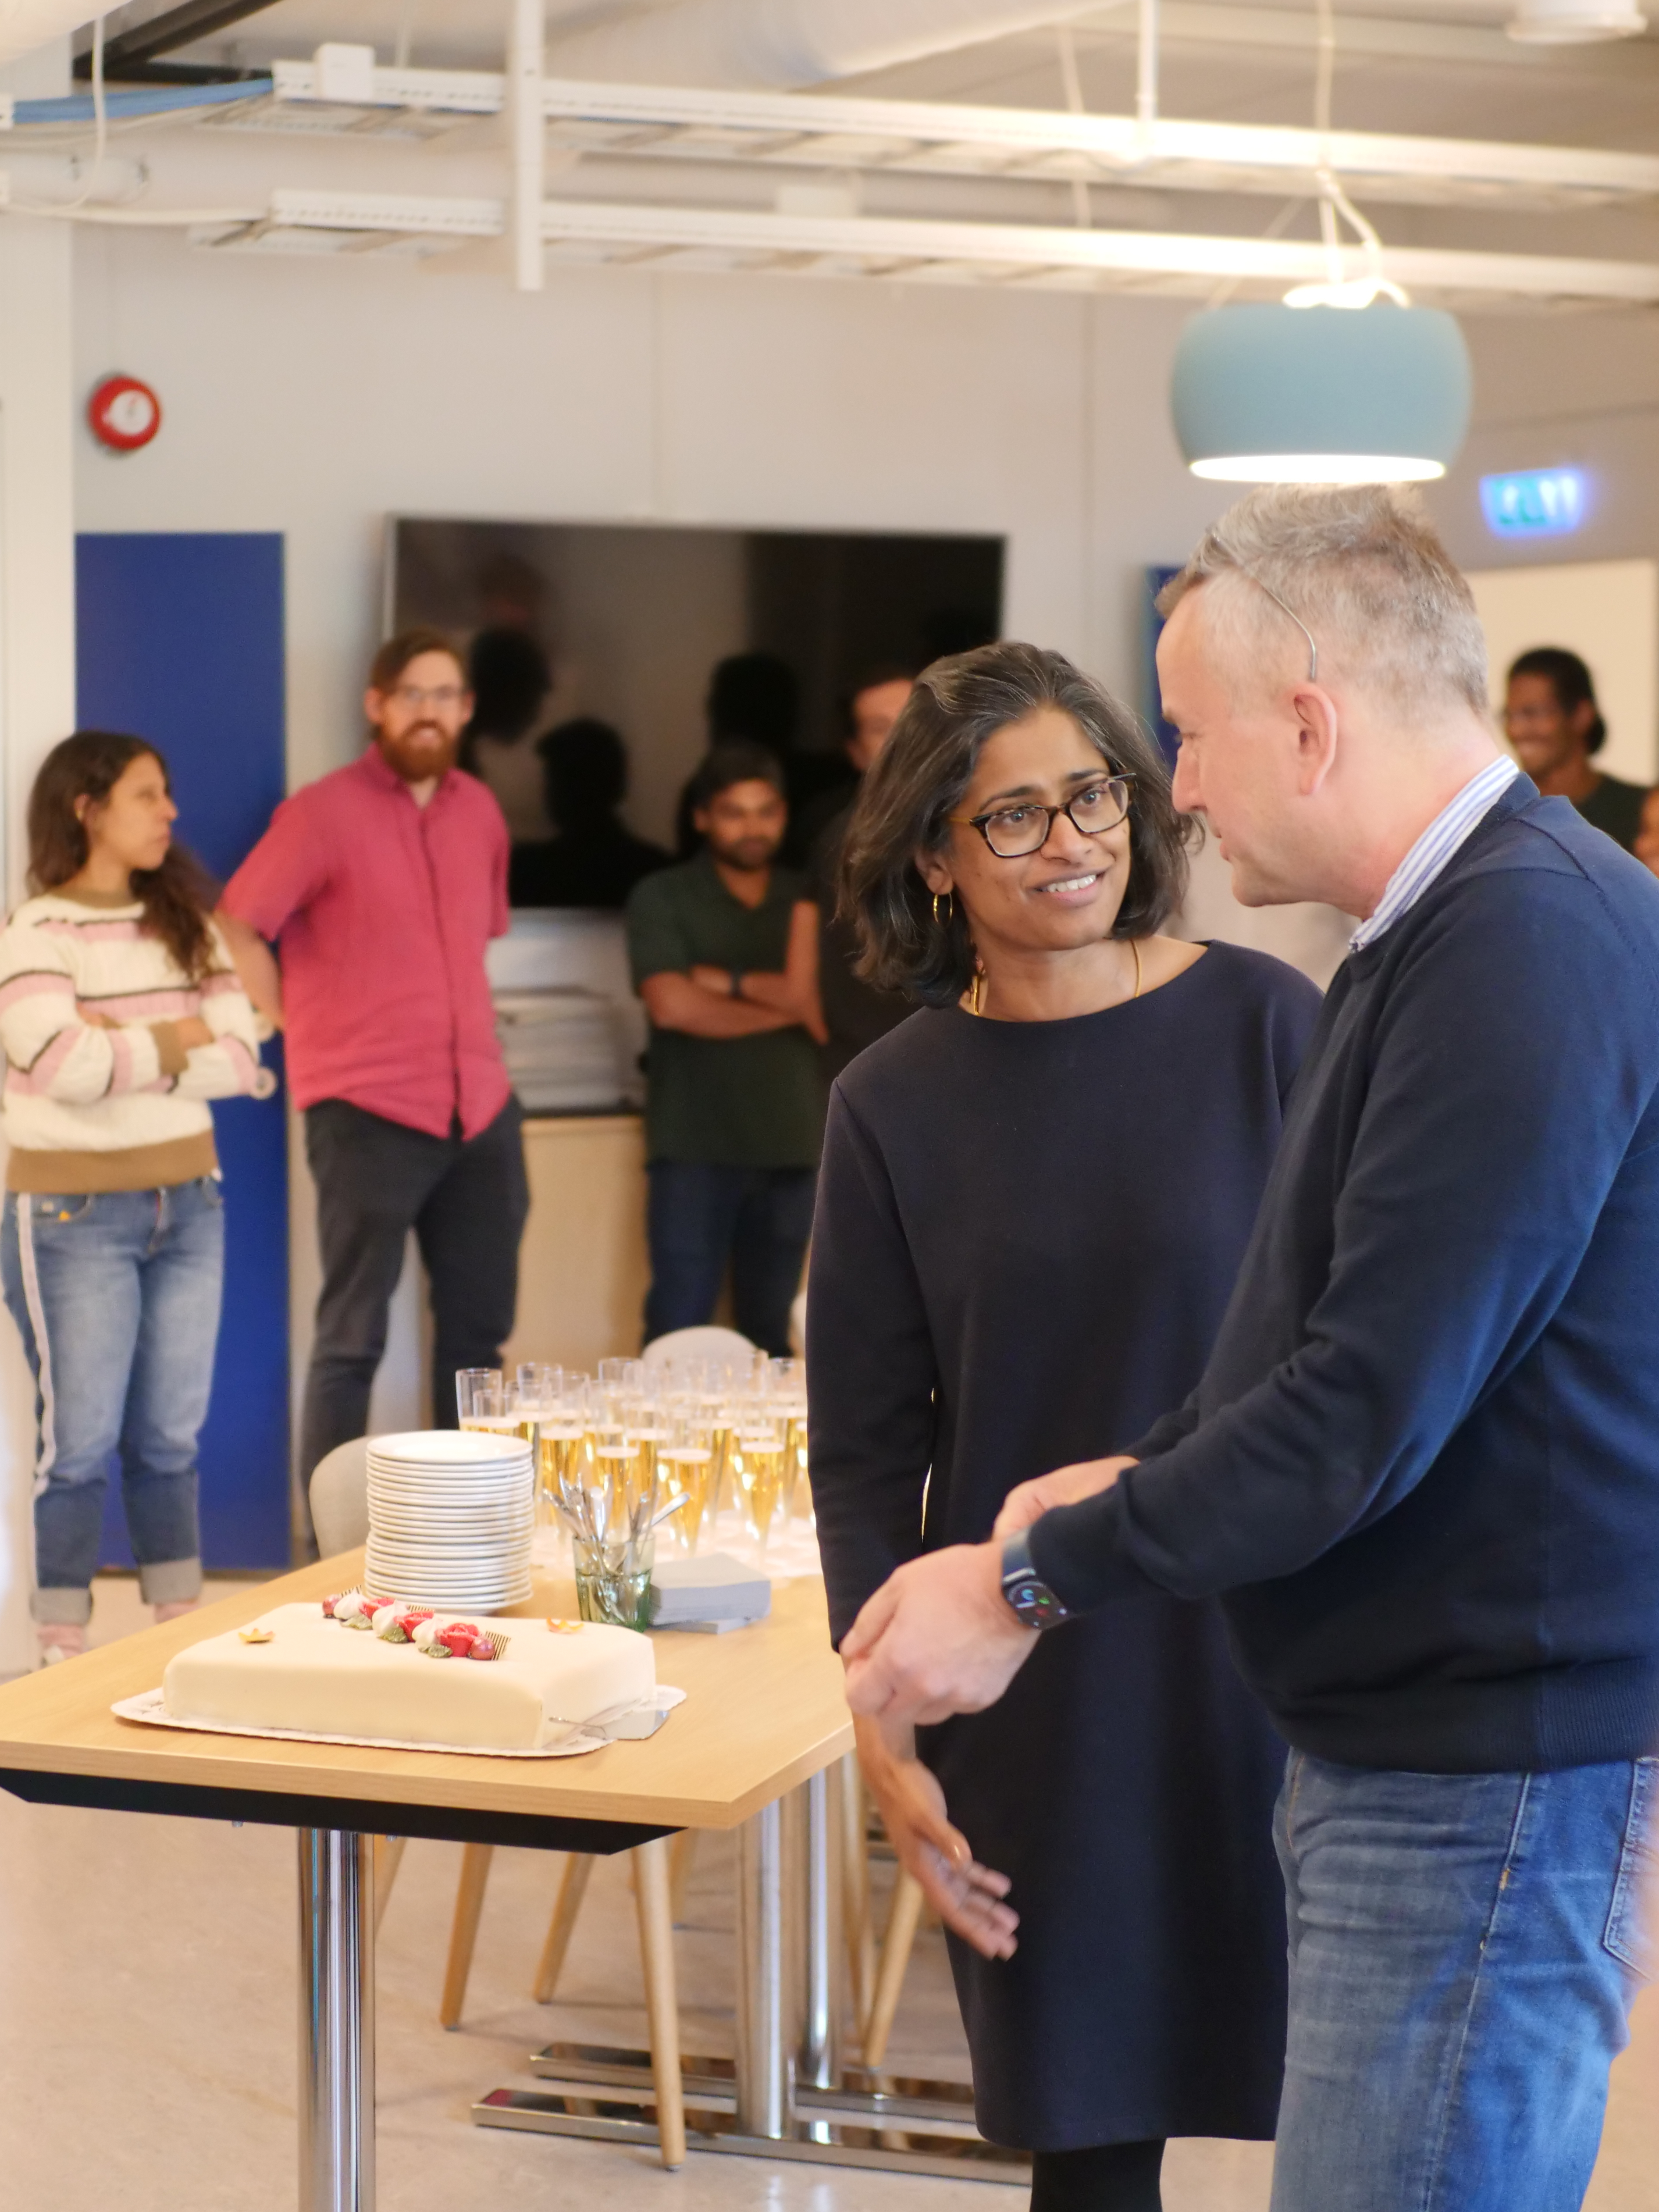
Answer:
[
  {"left": 644, "top": 1162, "right": 817, "bottom": 1356},
  {"left": 2, "top": 1180, "right": 224, "bottom": 1625},
  {"left": 1271, "top": 1750, "right": 1656, "bottom": 2212}
]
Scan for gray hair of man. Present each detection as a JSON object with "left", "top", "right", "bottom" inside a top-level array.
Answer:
[{"left": 1156, "top": 484, "right": 1490, "bottom": 730}]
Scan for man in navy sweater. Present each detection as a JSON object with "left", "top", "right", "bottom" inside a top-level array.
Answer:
[{"left": 839, "top": 486, "right": 1659, "bottom": 2212}]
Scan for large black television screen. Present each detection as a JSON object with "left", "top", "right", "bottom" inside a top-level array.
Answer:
[{"left": 388, "top": 518, "right": 1005, "bottom": 862}]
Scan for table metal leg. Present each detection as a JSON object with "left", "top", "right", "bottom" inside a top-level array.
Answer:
[
  {"left": 474, "top": 1782, "right": 1028, "bottom": 2182},
  {"left": 800, "top": 1764, "right": 842, "bottom": 2091},
  {"left": 299, "top": 1829, "right": 375, "bottom": 2212},
  {"left": 735, "top": 1797, "right": 788, "bottom": 2136}
]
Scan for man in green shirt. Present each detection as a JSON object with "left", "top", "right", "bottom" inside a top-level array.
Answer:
[
  {"left": 626, "top": 742, "right": 826, "bottom": 1353},
  {"left": 1502, "top": 646, "right": 1650, "bottom": 852}
]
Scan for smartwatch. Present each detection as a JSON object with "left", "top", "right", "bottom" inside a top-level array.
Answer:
[
  {"left": 999, "top": 1527, "right": 1073, "bottom": 1632},
  {"left": 729, "top": 969, "right": 745, "bottom": 999}
]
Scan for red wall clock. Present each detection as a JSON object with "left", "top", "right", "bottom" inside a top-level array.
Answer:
[{"left": 88, "top": 374, "right": 162, "bottom": 453}]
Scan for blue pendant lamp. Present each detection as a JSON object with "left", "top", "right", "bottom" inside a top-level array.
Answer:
[{"left": 1170, "top": 297, "right": 1473, "bottom": 486}]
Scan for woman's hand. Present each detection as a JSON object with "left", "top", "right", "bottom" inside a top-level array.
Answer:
[
  {"left": 992, "top": 1455, "right": 1137, "bottom": 1538},
  {"left": 853, "top": 1712, "right": 1019, "bottom": 1961}
]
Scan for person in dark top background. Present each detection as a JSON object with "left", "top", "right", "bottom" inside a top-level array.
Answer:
[
  {"left": 508, "top": 718, "right": 669, "bottom": 909},
  {"left": 675, "top": 653, "right": 853, "bottom": 865},
  {"left": 811, "top": 643, "right": 1320, "bottom": 2212},
  {"left": 629, "top": 742, "right": 825, "bottom": 1353},
  {"left": 1502, "top": 644, "right": 1649, "bottom": 852},
  {"left": 806, "top": 663, "right": 918, "bottom": 1077}
]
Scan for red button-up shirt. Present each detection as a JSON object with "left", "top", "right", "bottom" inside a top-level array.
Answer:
[{"left": 222, "top": 749, "right": 511, "bottom": 1139}]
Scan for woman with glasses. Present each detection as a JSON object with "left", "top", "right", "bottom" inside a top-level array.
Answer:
[{"left": 808, "top": 643, "right": 1322, "bottom": 2212}]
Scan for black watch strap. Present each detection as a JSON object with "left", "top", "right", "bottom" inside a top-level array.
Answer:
[{"left": 999, "top": 1527, "right": 1072, "bottom": 1631}]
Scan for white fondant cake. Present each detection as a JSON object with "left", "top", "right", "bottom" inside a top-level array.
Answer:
[{"left": 162, "top": 1602, "right": 655, "bottom": 1751}]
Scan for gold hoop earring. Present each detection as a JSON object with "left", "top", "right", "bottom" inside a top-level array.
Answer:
[
  {"left": 969, "top": 964, "right": 985, "bottom": 1017},
  {"left": 931, "top": 890, "right": 954, "bottom": 927}
]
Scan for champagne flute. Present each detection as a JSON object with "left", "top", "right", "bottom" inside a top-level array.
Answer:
[
  {"left": 734, "top": 1409, "right": 787, "bottom": 1548},
  {"left": 660, "top": 1409, "right": 715, "bottom": 1554}
]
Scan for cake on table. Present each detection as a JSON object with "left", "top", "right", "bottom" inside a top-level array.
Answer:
[{"left": 162, "top": 1595, "right": 656, "bottom": 1751}]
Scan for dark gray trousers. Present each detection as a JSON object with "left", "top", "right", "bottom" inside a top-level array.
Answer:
[{"left": 300, "top": 1096, "right": 529, "bottom": 1484}]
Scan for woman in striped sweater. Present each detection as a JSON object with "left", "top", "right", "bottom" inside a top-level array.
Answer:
[{"left": 0, "top": 732, "right": 273, "bottom": 1665}]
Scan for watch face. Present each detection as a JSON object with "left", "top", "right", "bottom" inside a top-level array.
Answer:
[{"left": 1005, "top": 1574, "right": 1066, "bottom": 1629}]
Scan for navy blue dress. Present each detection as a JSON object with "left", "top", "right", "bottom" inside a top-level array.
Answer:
[{"left": 807, "top": 942, "right": 1322, "bottom": 2153}]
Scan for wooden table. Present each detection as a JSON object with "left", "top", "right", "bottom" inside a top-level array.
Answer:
[{"left": 0, "top": 1552, "right": 858, "bottom": 2209}]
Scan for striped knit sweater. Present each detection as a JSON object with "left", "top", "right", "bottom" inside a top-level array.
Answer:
[{"left": 0, "top": 887, "right": 275, "bottom": 1193}]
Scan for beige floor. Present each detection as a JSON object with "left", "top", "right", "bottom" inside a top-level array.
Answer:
[{"left": 0, "top": 1576, "right": 1651, "bottom": 2211}]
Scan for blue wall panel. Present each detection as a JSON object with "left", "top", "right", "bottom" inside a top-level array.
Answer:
[{"left": 75, "top": 532, "right": 291, "bottom": 1570}]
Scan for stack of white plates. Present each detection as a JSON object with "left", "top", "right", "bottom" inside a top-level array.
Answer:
[{"left": 364, "top": 1429, "right": 536, "bottom": 1611}]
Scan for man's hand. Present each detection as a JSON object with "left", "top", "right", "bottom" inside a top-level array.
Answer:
[
  {"left": 853, "top": 1714, "right": 1017, "bottom": 1961},
  {"left": 841, "top": 1540, "right": 1036, "bottom": 1727},
  {"left": 992, "top": 1455, "right": 1135, "bottom": 1538}
]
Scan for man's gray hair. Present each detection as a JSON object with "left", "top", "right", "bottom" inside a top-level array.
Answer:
[{"left": 1158, "top": 485, "right": 1489, "bottom": 721}]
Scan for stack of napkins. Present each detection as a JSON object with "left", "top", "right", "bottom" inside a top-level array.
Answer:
[{"left": 649, "top": 1554, "right": 771, "bottom": 1633}]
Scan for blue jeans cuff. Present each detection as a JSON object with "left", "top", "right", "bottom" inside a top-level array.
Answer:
[
  {"left": 31, "top": 1585, "right": 93, "bottom": 1627},
  {"left": 138, "top": 1556, "right": 203, "bottom": 1608}
]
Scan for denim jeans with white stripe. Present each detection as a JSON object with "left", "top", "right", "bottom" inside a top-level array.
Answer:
[
  {"left": 2, "top": 1181, "right": 222, "bottom": 1624},
  {"left": 1270, "top": 1748, "right": 1656, "bottom": 2212}
]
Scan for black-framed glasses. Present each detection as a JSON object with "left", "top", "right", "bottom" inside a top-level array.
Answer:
[{"left": 948, "top": 775, "right": 1134, "bottom": 859}]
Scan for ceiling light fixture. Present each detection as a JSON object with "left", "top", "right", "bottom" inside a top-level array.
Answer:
[{"left": 1167, "top": 0, "right": 1473, "bottom": 486}]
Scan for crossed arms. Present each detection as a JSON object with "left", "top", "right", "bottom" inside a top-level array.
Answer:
[{"left": 639, "top": 899, "right": 827, "bottom": 1044}]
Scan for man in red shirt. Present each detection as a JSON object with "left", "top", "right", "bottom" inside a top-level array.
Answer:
[{"left": 220, "top": 629, "right": 528, "bottom": 1497}]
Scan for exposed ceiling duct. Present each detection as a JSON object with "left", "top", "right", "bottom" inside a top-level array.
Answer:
[{"left": 542, "top": 0, "right": 1109, "bottom": 90}]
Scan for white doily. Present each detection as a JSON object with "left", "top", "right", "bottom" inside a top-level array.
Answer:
[{"left": 111, "top": 1683, "right": 685, "bottom": 1759}]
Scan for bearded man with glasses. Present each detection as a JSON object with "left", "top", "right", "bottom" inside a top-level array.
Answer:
[{"left": 219, "top": 628, "right": 528, "bottom": 1525}]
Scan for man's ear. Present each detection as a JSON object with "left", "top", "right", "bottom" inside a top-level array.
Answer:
[
  {"left": 364, "top": 688, "right": 384, "bottom": 728},
  {"left": 1289, "top": 683, "right": 1340, "bottom": 798}
]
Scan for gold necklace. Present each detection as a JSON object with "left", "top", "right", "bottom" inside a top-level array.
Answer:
[{"left": 969, "top": 938, "right": 1141, "bottom": 1018}]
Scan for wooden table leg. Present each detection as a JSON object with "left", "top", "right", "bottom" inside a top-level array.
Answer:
[
  {"left": 632, "top": 1837, "right": 686, "bottom": 2168},
  {"left": 532, "top": 1853, "right": 594, "bottom": 2003},
  {"left": 440, "top": 1842, "right": 493, "bottom": 2030}
]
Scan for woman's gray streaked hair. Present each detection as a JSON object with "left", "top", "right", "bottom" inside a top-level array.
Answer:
[
  {"left": 839, "top": 641, "right": 1190, "bottom": 1009},
  {"left": 1158, "top": 483, "right": 1490, "bottom": 721}
]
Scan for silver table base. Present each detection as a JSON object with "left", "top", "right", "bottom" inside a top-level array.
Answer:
[
  {"left": 300, "top": 1830, "right": 376, "bottom": 2212},
  {"left": 475, "top": 1765, "right": 1030, "bottom": 2185}
]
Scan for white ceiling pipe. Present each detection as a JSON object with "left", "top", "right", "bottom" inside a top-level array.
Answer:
[
  {"left": 509, "top": 0, "right": 543, "bottom": 290},
  {"left": 0, "top": 0, "right": 102, "bottom": 70},
  {"left": 543, "top": 0, "right": 1108, "bottom": 90},
  {"left": 1507, "top": 0, "right": 1647, "bottom": 40}
]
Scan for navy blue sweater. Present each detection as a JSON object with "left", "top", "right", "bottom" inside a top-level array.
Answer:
[{"left": 1029, "top": 780, "right": 1659, "bottom": 1773}]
